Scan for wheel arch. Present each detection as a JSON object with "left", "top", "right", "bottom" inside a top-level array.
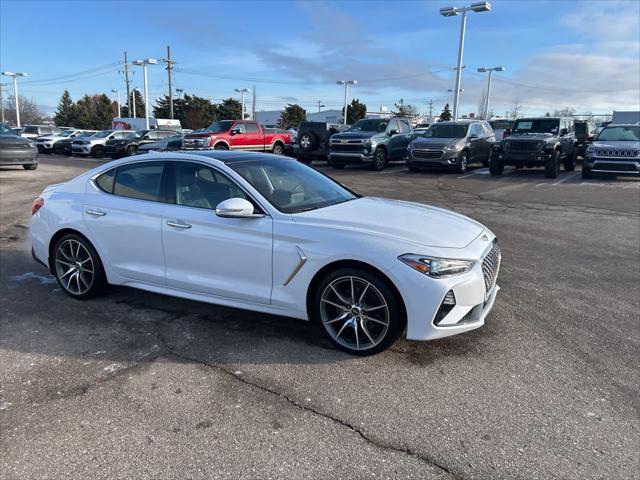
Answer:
[
  {"left": 305, "top": 259, "right": 407, "bottom": 327},
  {"left": 213, "top": 141, "right": 230, "bottom": 150}
]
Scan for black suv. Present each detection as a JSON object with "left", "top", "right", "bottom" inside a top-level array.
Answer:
[
  {"left": 105, "top": 129, "right": 177, "bottom": 159},
  {"left": 489, "top": 117, "right": 577, "bottom": 178},
  {"left": 574, "top": 119, "right": 597, "bottom": 158},
  {"left": 294, "top": 122, "right": 348, "bottom": 164}
]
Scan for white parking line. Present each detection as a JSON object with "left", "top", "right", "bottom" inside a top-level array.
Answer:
[
  {"left": 458, "top": 168, "right": 489, "bottom": 178},
  {"left": 379, "top": 167, "right": 408, "bottom": 174},
  {"left": 551, "top": 172, "right": 581, "bottom": 185}
]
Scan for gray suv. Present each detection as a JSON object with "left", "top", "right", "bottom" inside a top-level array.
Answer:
[
  {"left": 0, "top": 122, "right": 38, "bottom": 170},
  {"left": 582, "top": 124, "right": 639, "bottom": 178},
  {"left": 489, "top": 117, "right": 577, "bottom": 178},
  {"left": 328, "top": 118, "right": 414, "bottom": 170},
  {"left": 407, "top": 120, "right": 495, "bottom": 173}
]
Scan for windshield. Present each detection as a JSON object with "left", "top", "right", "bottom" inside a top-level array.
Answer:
[
  {"left": 489, "top": 120, "right": 513, "bottom": 130},
  {"left": 512, "top": 119, "right": 559, "bottom": 134},
  {"left": 597, "top": 126, "right": 640, "bottom": 142},
  {"left": 205, "top": 121, "right": 234, "bottom": 133},
  {"left": 0, "top": 123, "right": 13, "bottom": 134},
  {"left": 92, "top": 130, "right": 113, "bottom": 138},
  {"left": 574, "top": 123, "right": 588, "bottom": 135},
  {"left": 348, "top": 119, "right": 388, "bottom": 132},
  {"left": 423, "top": 124, "right": 468, "bottom": 139},
  {"left": 228, "top": 158, "right": 357, "bottom": 214},
  {"left": 126, "top": 131, "right": 144, "bottom": 139}
]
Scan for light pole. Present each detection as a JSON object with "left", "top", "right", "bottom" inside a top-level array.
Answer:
[
  {"left": 477, "top": 66, "right": 504, "bottom": 120},
  {"left": 317, "top": 100, "right": 325, "bottom": 113},
  {"left": 440, "top": 2, "right": 491, "bottom": 121},
  {"left": 235, "top": 88, "right": 250, "bottom": 119},
  {"left": 133, "top": 59, "right": 158, "bottom": 129},
  {"left": 336, "top": 80, "right": 357, "bottom": 125},
  {"left": 1, "top": 71, "right": 28, "bottom": 127},
  {"left": 132, "top": 87, "right": 141, "bottom": 119},
  {"left": 111, "top": 89, "right": 121, "bottom": 118},
  {"left": 0, "top": 83, "right": 6, "bottom": 124}
]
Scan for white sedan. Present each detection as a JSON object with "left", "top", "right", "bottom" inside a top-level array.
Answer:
[{"left": 30, "top": 151, "right": 501, "bottom": 355}]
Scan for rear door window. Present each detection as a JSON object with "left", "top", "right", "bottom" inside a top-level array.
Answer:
[
  {"left": 245, "top": 123, "right": 259, "bottom": 133},
  {"left": 113, "top": 161, "right": 165, "bottom": 202},
  {"left": 398, "top": 120, "right": 411, "bottom": 133}
]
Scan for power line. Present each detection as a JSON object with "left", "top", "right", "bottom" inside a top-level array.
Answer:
[{"left": 21, "top": 63, "right": 121, "bottom": 85}]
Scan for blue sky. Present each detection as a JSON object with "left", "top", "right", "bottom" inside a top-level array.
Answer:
[{"left": 1, "top": 0, "right": 639, "bottom": 118}]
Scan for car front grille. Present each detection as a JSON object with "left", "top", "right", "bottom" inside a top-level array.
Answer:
[
  {"left": 592, "top": 161, "right": 638, "bottom": 172},
  {"left": 482, "top": 240, "right": 501, "bottom": 296},
  {"left": 592, "top": 149, "right": 639, "bottom": 157},
  {"left": 508, "top": 141, "right": 539, "bottom": 152},
  {"left": 412, "top": 149, "right": 444, "bottom": 160},
  {"left": 0, "top": 142, "right": 31, "bottom": 151},
  {"left": 330, "top": 143, "right": 364, "bottom": 152}
]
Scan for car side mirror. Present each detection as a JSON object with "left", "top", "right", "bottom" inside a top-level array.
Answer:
[
  {"left": 389, "top": 129, "right": 399, "bottom": 136},
  {"left": 216, "top": 198, "right": 255, "bottom": 218}
]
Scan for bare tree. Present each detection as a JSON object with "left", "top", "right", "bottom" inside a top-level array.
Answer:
[
  {"left": 508, "top": 99, "right": 523, "bottom": 119},
  {"left": 2, "top": 95, "right": 46, "bottom": 125},
  {"left": 553, "top": 106, "right": 576, "bottom": 117}
]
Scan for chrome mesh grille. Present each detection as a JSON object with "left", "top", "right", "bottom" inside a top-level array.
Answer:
[
  {"left": 412, "top": 149, "right": 444, "bottom": 160},
  {"left": 482, "top": 240, "right": 501, "bottom": 296}
]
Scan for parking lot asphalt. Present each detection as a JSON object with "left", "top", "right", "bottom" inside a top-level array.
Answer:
[{"left": 1, "top": 154, "right": 638, "bottom": 480}]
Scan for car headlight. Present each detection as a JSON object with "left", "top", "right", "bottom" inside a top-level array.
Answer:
[
  {"left": 399, "top": 254, "right": 475, "bottom": 278},
  {"left": 407, "top": 142, "right": 415, "bottom": 150},
  {"left": 444, "top": 144, "right": 463, "bottom": 152}
]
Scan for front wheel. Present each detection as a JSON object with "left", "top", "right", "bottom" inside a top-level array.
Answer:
[
  {"left": 371, "top": 148, "right": 387, "bottom": 171},
  {"left": 456, "top": 150, "right": 469, "bottom": 174},
  {"left": 489, "top": 154, "right": 504, "bottom": 176},
  {"left": 53, "top": 234, "right": 107, "bottom": 300},
  {"left": 214, "top": 143, "right": 228, "bottom": 150},
  {"left": 312, "top": 268, "right": 405, "bottom": 355},
  {"left": 582, "top": 165, "right": 593, "bottom": 179},
  {"left": 563, "top": 148, "right": 577, "bottom": 171},
  {"left": 91, "top": 145, "right": 105, "bottom": 159},
  {"left": 23, "top": 163, "right": 38, "bottom": 170},
  {"left": 126, "top": 145, "right": 138, "bottom": 156},
  {"left": 545, "top": 150, "right": 560, "bottom": 179}
]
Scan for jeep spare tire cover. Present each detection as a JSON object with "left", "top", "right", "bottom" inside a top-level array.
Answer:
[{"left": 299, "top": 132, "right": 318, "bottom": 151}]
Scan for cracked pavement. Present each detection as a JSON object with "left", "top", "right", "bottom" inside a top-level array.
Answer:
[{"left": 1, "top": 156, "right": 638, "bottom": 479}]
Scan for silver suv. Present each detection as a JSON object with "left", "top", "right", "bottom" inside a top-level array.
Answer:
[
  {"left": 583, "top": 124, "right": 639, "bottom": 178},
  {"left": 71, "top": 130, "right": 134, "bottom": 158}
]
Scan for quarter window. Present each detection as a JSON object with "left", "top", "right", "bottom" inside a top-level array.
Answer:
[
  {"left": 174, "top": 162, "right": 248, "bottom": 210},
  {"left": 95, "top": 168, "right": 115, "bottom": 193},
  {"left": 113, "top": 161, "right": 165, "bottom": 202}
]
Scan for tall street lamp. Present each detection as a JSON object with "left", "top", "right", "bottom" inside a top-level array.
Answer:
[
  {"left": 477, "top": 66, "right": 504, "bottom": 120},
  {"left": 133, "top": 59, "right": 158, "bottom": 129},
  {"left": 111, "top": 89, "right": 121, "bottom": 118},
  {"left": 440, "top": 2, "right": 492, "bottom": 121},
  {"left": 235, "top": 88, "right": 250, "bottom": 119},
  {"left": 131, "top": 87, "right": 141, "bottom": 119},
  {"left": 1, "top": 71, "right": 28, "bottom": 127},
  {"left": 336, "top": 80, "right": 357, "bottom": 125}
]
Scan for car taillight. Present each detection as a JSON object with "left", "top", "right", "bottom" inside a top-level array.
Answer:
[{"left": 32, "top": 197, "right": 44, "bottom": 215}]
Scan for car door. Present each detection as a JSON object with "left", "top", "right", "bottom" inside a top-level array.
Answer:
[
  {"left": 397, "top": 119, "right": 414, "bottom": 157},
  {"left": 386, "top": 119, "right": 402, "bottom": 159},
  {"left": 244, "top": 123, "right": 265, "bottom": 151},
  {"left": 229, "top": 122, "right": 251, "bottom": 150},
  {"left": 83, "top": 160, "right": 167, "bottom": 285},
  {"left": 161, "top": 160, "right": 273, "bottom": 304},
  {"left": 467, "top": 123, "right": 484, "bottom": 162}
]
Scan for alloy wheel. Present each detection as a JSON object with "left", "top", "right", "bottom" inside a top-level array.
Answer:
[
  {"left": 54, "top": 239, "right": 95, "bottom": 295},
  {"left": 320, "top": 276, "right": 390, "bottom": 351}
]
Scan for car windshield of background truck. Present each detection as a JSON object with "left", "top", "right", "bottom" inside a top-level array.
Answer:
[
  {"left": 512, "top": 119, "right": 559, "bottom": 134},
  {"left": 597, "top": 126, "right": 640, "bottom": 141},
  {"left": 204, "top": 121, "right": 234, "bottom": 133},
  {"left": 348, "top": 119, "right": 388, "bottom": 132},
  {"left": 423, "top": 124, "right": 467, "bottom": 139}
]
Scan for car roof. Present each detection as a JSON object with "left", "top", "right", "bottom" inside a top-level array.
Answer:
[
  {"left": 174, "top": 150, "right": 296, "bottom": 164},
  {"left": 435, "top": 120, "right": 478, "bottom": 124}
]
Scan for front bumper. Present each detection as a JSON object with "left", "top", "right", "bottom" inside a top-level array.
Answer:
[
  {"left": 407, "top": 149, "right": 461, "bottom": 168},
  {"left": 584, "top": 156, "right": 640, "bottom": 175},
  {"left": 391, "top": 233, "right": 501, "bottom": 341},
  {"left": 0, "top": 148, "right": 38, "bottom": 165},
  {"left": 72, "top": 145, "right": 91, "bottom": 154},
  {"left": 328, "top": 151, "right": 374, "bottom": 164},
  {"left": 36, "top": 142, "right": 53, "bottom": 152},
  {"left": 493, "top": 149, "right": 552, "bottom": 166}
]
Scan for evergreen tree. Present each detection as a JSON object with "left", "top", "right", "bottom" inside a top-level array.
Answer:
[
  {"left": 71, "top": 95, "right": 96, "bottom": 129},
  {"left": 93, "top": 94, "right": 115, "bottom": 130},
  {"left": 121, "top": 90, "right": 145, "bottom": 118},
  {"left": 278, "top": 104, "right": 306, "bottom": 129},
  {"left": 439, "top": 104, "right": 452, "bottom": 122},
  {"left": 392, "top": 99, "right": 418, "bottom": 119},
  {"left": 216, "top": 98, "right": 242, "bottom": 120},
  {"left": 54, "top": 90, "right": 74, "bottom": 126},
  {"left": 153, "top": 93, "right": 217, "bottom": 129},
  {"left": 346, "top": 99, "right": 367, "bottom": 124}
]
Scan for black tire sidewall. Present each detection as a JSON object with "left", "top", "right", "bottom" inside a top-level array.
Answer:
[
  {"left": 91, "top": 145, "right": 105, "bottom": 158},
  {"left": 53, "top": 233, "right": 107, "bottom": 300},
  {"left": 311, "top": 267, "right": 404, "bottom": 355},
  {"left": 457, "top": 151, "right": 468, "bottom": 173},
  {"left": 272, "top": 144, "right": 284, "bottom": 155},
  {"left": 489, "top": 154, "right": 503, "bottom": 175},
  {"left": 545, "top": 151, "right": 560, "bottom": 178},
  {"left": 126, "top": 145, "right": 138, "bottom": 156},
  {"left": 372, "top": 148, "right": 387, "bottom": 171}
]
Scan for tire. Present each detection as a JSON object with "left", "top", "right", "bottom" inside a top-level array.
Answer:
[
  {"left": 371, "top": 148, "right": 387, "bottom": 171},
  {"left": 52, "top": 234, "right": 107, "bottom": 300},
  {"left": 408, "top": 166, "right": 420, "bottom": 173},
  {"left": 330, "top": 163, "right": 345, "bottom": 169},
  {"left": 53, "top": 145, "right": 64, "bottom": 155},
  {"left": 272, "top": 143, "right": 284, "bottom": 155},
  {"left": 312, "top": 267, "right": 405, "bottom": 355},
  {"left": 126, "top": 145, "right": 138, "bottom": 156},
  {"left": 91, "top": 145, "right": 105, "bottom": 159},
  {"left": 299, "top": 132, "right": 318, "bottom": 151},
  {"left": 22, "top": 163, "right": 38, "bottom": 170},
  {"left": 482, "top": 158, "right": 489, "bottom": 168},
  {"left": 563, "top": 148, "right": 577, "bottom": 171},
  {"left": 214, "top": 143, "right": 228, "bottom": 150},
  {"left": 582, "top": 165, "right": 593, "bottom": 179},
  {"left": 489, "top": 154, "right": 504, "bottom": 176},
  {"left": 545, "top": 150, "right": 560, "bottom": 179},
  {"left": 456, "top": 150, "right": 469, "bottom": 174}
]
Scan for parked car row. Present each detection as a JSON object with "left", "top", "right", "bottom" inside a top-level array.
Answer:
[
  {"left": 291, "top": 116, "right": 639, "bottom": 179},
  {"left": 0, "top": 122, "right": 39, "bottom": 170}
]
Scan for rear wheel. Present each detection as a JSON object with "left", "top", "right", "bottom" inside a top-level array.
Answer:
[
  {"left": 126, "top": 145, "right": 138, "bottom": 156},
  {"left": 272, "top": 143, "right": 284, "bottom": 155},
  {"left": 489, "top": 154, "right": 504, "bottom": 176},
  {"left": 23, "top": 163, "right": 38, "bottom": 170},
  {"left": 371, "top": 148, "right": 387, "bottom": 171},
  {"left": 312, "top": 268, "right": 404, "bottom": 355},
  {"left": 52, "top": 234, "right": 107, "bottom": 300},
  {"left": 91, "top": 145, "right": 105, "bottom": 159},
  {"left": 545, "top": 150, "right": 561, "bottom": 179},
  {"left": 563, "top": 148, "right": 577, "bottom": 171}
]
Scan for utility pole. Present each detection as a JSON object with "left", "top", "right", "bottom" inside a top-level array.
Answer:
[
  {"left": 317, "top": 100, "right": 325, "bottom": 113},
  {"left": 0, "top": 83, "right": 6, "bottom": 124},
  {"left": 124, "top": 51, "right": 131, "bottom": 117},
  {"left": 252, "top": 84, "right": 256, "bottom": 121},
  {"left": 428, "top": 99, "right": 433, "bottom": 118},
  {"left": 165, "top": 45, "right": 175, "bottom": 119}
]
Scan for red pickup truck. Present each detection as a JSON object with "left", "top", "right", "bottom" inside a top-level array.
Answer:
[{"left": 182, "top": 120, "right": 291, "bottom": 154}]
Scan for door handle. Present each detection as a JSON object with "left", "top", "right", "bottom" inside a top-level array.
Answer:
[
  {"left": 166, "top": 220, "right": 192, "bottom": 229},
  {"left": 86, "top": 209, "right": 106, "bottom": 217}
]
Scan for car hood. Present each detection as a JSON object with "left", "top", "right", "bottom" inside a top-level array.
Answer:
[
  {"left": 0, "top": 134, "right": 31, "bottom": 147},
  {"left": 591, "top": 140, "right": 640, "bottom": 149},
  {"left": 293, "top": 197, "right": 484, "bottom": 249},
  {"left": 331, "top": 131, "right": 377, "bottom": 141},
  {"left": 410, "top": 137, "right": 461, "bottom": 149},
  {"left": 36, "top": 135, "right": 62, "bottom": 141},
  {"left": 507, "top": 133, "right": 555, "bottom": 141}
]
